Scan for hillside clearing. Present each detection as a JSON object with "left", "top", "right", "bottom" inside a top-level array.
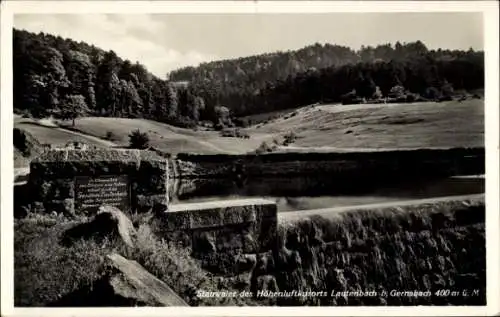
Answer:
[
  {"left": 58, "top": 117, "right": 274, "bottom": 154},
  {"left": 14, "top": 122, "right": 114, "bottom": 148},
  {"left": 14, "top": 99, "right": 483, "bottom": 159},
  {"left": 250, "top": 99, "right": 483, "bottom": 149}
]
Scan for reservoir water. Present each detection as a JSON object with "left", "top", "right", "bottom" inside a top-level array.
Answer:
[{"left": 169, "top": 175, "right": 485, "bottom": 212}]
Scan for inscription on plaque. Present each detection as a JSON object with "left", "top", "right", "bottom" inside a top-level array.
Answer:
[{"left": 74, "top": 175, "right": 130, "bottom": 214}]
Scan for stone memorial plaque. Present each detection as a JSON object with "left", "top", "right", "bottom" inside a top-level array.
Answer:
[{"left": 75, "top": 175, "right": 130, "bottom": 214}]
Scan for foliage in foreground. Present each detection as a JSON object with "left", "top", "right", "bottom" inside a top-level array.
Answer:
[
  {"left": 14, "top": 199, "right": 485, "bottom": 307},
  {"left": 14, "top": 214, "right": 254, "bottom": 307}
]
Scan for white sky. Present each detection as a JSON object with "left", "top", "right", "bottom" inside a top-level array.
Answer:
[{"left": 14, "top": 13, "right": 483, "bottom": 79}]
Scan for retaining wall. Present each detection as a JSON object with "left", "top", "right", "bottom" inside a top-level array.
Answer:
[
  {"left": 172, "top": 147, "right": 485, "bottom": 179},
  {"left": 27, "top": 149, "right": 169, "bottom": 216},
  {"left": 149, "top": 198, "right": 278, "bottom": 275}
]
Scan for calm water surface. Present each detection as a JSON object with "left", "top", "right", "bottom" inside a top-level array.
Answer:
[{"left": 169, "top": 176, "right": 484, "bottom": 212}]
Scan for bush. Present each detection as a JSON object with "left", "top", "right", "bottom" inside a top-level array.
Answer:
[
  {"left": 105, "top": 131, "right": 116, "bottom": 141},
  {"left": 214, "top": 123, "right": 225, "bottom": 131},
  {"left": 175, "top": 117, "right": 198, "bottom": 129},
  {"left": 220, "top": 128, "right": 236, "bottom": 137},
  {"left": 255, "top": 141, "right": 275, "bottom": 154},
  {"left": 128, "top": 129, "right": 150, "bottom": 149},
  {"left": 233, "top": 118, "right": 249, "bottom": 128},
  {"left": 219, "top": 128, "right": 250, "bottom": 139},
  {"left": 283, "top": 131, "right": 297, "bottom": 146}
]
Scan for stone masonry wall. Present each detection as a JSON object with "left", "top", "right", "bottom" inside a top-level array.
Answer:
[
  {"left": 27, "top": 149, "right": 169, "bottom": 216},
  {"left": 174, "top": 147, "right": 485, "bottom": 179},
  {"left": 149, "top": 199, "right": 278, "bottom": 276}
]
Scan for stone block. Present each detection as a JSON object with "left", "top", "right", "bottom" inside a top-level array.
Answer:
[
  {"left": 135, "top": 194, "right": 168, "bottom": 213},
  {"left": 257, "top": 216, "right": 279, "bottom": 252},
  {"left": 190, "top": 208, "right": 224, "bottom": 229},
  {"left": 255, "top": 275, "right": 279, "bottom": 292},
  {"left": 215, "top": 229, "right": 245, "bottom": 252},
  {"left": 154, "top": 199, "right": 278, "bottom": 256},
  {"left": 256, "top": 201, "right": 278, "bottom": 219},
  {"left": 27, "top": 149, "right": 170, "bottom": 217},
  {"left": 104, "top": 253, "right": 188, "bottom": 306},
  {"left": 192, "top": 230, "right": 217, "bottom": 254},
  {"left": 220, "top": 206, "right": 257, "bottom": 225},
  {"left": 160, "top": 211, "right": 192, "bottom": 231}
]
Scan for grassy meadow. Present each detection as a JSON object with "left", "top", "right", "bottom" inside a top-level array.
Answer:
[
  {"left": 14, "top": 99, "right": 483, "bottom": 162},
  {"left": 251, "top": 99, "right": 484, "bottom": 150}
]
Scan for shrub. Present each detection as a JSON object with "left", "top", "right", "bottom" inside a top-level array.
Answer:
[
  {"left": 255, "top": 141, "right": 274, "bottom": 155},
  {"left": 283, "top": 131, "right": 297, "bottom": 146},
  {"left": 105, "top": 131, "right": 116, "bottom": 141},
  {"left": 128, "top": 129, "right": 150, "bottom": 149},
  {"left": 214, "top": 123, "right": 225, "bottom": 131},
  {"left": 220, "top": 128, "right": 236, "bottom": 137},
  {"left": 175, "top": 117, "right": 198, "bottom": 129},
  {"left": 219, "top": 128, "right": 250, "bottom": 139},
  {"left": 233, "top": 118, "right": 249, "bottom": 128}
]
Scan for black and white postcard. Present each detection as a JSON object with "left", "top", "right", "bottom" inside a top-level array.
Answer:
[{"left": 1, "top": 1, "right": 499, "bottom": 316}]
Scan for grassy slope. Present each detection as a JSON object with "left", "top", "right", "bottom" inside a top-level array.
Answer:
[
  {"left": 14, "top": 99, "right": 483, "bottom": 157},
  {"left": 250, "top": 99, "right": 484, "bottom": 149},
  {"left": 62, "top": 117, "right": 273, "bottom": 154},
  {"left": 14, "top": 122, "right": 110, "bottom": 148}
]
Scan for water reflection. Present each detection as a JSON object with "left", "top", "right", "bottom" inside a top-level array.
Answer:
[{"left": 168, "top": 176, "right": 484, "bottom": 212}]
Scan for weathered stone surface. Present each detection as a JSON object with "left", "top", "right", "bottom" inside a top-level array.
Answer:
[
  {"left": 255, "top": 275, "right": 279, "bottom": 292},
  {"left": 192, "top": 231, "right": 217, "bottom": 254},
  {"left": 135, "top": 194, "right": 168, "bottom": 213},
  {"left": 98, "top": 205, "right": 137, "bottom": 248},
  {"left": 254, "top": 251, "right": 275, "bottom": 276},
  {"left": 104, "top": 253, "right": 188, "bottom": 306},
  {"left": 150, "top": 199, "right": 278, "bottom": 278},
  {"left": 234, "top": 253, "right": 257, "bottom": 273},
  {"left": 164, "top": 199, "right": 275, "bottom": 230},
  {"left": 52, "top": 253, "right": 188, "bottom": 306},
  {"left": 276, "top": 247, "right": 302, "bottom": 271},
  {"left": 28, "top": 149, "right": 169, "bottom": 216},
  {"left": 154, "top": 199, "right": 277, "bottom": 255},
  {"left": 61, "top": 205, "right": 136, "bottom": 248},
  {"left": 256, "top": 216, "right": 278, "bottom": 252}
]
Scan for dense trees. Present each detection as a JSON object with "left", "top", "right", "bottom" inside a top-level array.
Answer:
[
  {"left": 13, "top": 29, "right": 203, "bottom": 127},
  {"left": 171, "top": 41, "right": 484, "bottom": 117},
  {"left": 14, "top": 29, "right": 484, "bottom": 128}
]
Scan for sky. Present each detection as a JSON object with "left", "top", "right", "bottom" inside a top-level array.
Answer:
[{"left": 14, "top": 13, "right": 484, "bottom": 79}]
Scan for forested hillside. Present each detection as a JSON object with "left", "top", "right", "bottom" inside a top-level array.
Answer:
[
  {"left": 14, "top": 29, "right": 484, "bottom": 129},
  {"left": 13, "top": 29, "right": 205, "bottom": 128},
  {"left": 171, "top": 41, "right": 484, "bottom": 117}
]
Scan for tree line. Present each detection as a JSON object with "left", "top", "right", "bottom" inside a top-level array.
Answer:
[
  {"left": 14, "top": 29, "right": 484, "bottom": 128},
  {"left": 173, "top": 41, "right": 484, "bottom": 118},
  {"left": 14, "top": 29, "right": 204, "bottom": 128}
]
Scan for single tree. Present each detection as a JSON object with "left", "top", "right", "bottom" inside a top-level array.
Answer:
[
  {"left": 56, "top": 94, "right": 89, "bottom": 127},
  {"left": 128, "top": 129, "right": 150, "bottom": 149}
]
